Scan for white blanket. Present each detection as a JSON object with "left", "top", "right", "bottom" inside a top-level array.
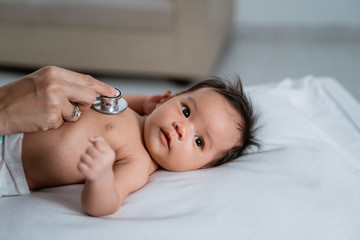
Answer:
[{"left": 1, "top": 76, "right": 359, "bottom": 240}]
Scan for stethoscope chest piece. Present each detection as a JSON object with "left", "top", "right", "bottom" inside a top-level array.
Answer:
[{"left": 92, "top": 88, "right": 128, "bottom": 114}]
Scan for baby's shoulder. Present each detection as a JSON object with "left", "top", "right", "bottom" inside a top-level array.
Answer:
[
  {"left": 112, "top": 150, "right": 155, "bottom": 192},
  {"left": 114, "top": 147, "right": 155, "bottom": 174}
]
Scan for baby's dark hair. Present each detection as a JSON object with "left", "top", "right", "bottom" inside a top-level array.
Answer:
[{"left": 181, "top": 76, "right": 260, "bottom": 167}]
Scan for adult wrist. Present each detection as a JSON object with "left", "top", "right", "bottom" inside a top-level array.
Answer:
[
  {"left": 0, "top": 83, "right": 14, "bottom": 135},
  {"left": 0, "top": 112, "right": 11, "bottom": 135},
  {"left": 0, "top": 99, "right": 18, "bottom": 135}
]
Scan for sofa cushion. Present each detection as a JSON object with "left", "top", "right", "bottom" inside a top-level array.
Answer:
[{"left": 0, "top": 0, "right": 172, "bottom": 31}]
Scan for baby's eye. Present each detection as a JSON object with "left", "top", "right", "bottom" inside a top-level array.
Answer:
[
  {"left": 194, "top": 136, "right": 204, "bottom": 148},
  {"left": 182, "top": 105, "right": 190, "bottom": 118}
]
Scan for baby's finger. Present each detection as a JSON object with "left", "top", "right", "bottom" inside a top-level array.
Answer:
[
  {"left": 158, "top": 90, "right": 171, "bottom": 101},
  {"left": 82, "top": 151, "right": 97, "bottom": 166},
  {"left": 159, "top": 90, "right": 174, "bottom": 104},
  {"left": 78, "top": 161, "right": 90, "bottom": 175},
  {"left": 90, "top": 136, "right": 110, "bottom": 153},
  {"left": 85, "top": 146, "right": 101, "bottom": 160},
  {"left": 163, "top": 89, "right": 172, "bottom": 97},
  {"left": 89, "top": 136, "right": 103, "bottom": 143}
]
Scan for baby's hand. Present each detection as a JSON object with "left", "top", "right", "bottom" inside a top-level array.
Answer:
[
  {"left": 143, "top": 90, "right": 172, "bottom": 115},
  {"left": 78, "top": 136, "right": 116, "bottom": 182}
]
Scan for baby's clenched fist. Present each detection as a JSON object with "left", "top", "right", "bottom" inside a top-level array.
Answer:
[{"left": 78, "top": 136, "right": 116, "bottom": 182}]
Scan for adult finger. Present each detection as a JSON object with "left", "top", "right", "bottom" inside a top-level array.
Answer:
[
  {"left": 63, "top": 82, "right": 97, "bottom": 111},
  {"left": 33, "top": 66, "right": 98, "bottom": 111},
  {"left": 62, "top": 102, "right": 81, "bottom": 122},
  {"left": 59, "top": 67, "right": 116, "bottom": 97}
]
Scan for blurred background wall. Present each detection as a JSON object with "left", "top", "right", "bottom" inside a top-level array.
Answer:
[
  {"left": 234, "top": 0, "right": 360, "bottom": 28},
  {"left": 214, "top": 0, "right": 360, "bottom": 101},
  {"left": 0, "top": 0, "right": 359, "bottom": 100}
]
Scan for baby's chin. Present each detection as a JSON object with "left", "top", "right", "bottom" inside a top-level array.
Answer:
[
  {"left": 151, "top": 158, "right": 174, "bottom": 172},
  {"left": 156, "top": 161, "right": 197, "bottom": 172},
  {"left": 150, "top": 157, "right": 180, "bottom": 172}
]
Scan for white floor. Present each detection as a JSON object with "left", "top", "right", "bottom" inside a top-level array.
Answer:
[{"left": 1, "top": 26, "right": 359, "bottom": 101}]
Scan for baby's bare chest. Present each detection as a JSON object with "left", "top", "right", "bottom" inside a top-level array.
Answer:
[
  {"left": 23, "top": 109, "right": 145, "bottom": 171},
  {"left": 61, "top": 109, "right": 145, "bottom": 153},
  {"left": 22, "top": 108, "right": 148, "bottom": 189}
]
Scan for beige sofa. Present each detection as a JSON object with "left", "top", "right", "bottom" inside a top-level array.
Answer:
[{"left": 0, "top": 0, "right": 234, "bottom": 79}]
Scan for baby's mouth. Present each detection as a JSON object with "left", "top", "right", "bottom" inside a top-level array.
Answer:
[{"left": 161, "top": 129, "right": 171, "bottom": 149}]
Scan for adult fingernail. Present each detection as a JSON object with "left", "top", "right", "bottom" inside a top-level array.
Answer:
[{"left": 111, "top": 87, "right": 117, "bottom": 96}]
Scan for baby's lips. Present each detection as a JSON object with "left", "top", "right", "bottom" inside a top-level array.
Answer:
[
  {"left": 165, "top": 131, "right": 172, "bottom": 147},
  {"left": 161, "top": 129, "right": 172, "bottom": 149}
]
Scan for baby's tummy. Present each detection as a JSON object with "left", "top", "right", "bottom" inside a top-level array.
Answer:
[
  {"left": 21, "top": 109, "right": 126, "bottom": 189},
  {"left": 21, "top": 122, "right": 96, "bottom": 189}
]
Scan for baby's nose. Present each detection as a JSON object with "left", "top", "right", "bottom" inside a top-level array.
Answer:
[{"left": 173, "top": 121, "right": 186, "bottom": 140}]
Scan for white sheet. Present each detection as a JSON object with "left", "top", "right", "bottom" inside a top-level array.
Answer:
[{"left": 1, "top": 76, "right": 359, "bottom": 240}]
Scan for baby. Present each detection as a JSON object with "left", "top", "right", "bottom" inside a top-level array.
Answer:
[{"left": 1, "top": 77, "right": 259, "bottom": 217}]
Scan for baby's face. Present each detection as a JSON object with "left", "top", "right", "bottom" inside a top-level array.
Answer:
[{"left": 144, "top": 88, "right": 242, "bottom": 171}]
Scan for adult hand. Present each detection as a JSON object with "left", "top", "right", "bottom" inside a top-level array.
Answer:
[{"left": 0, "top": 66, "right": 116, "bottom": 135}]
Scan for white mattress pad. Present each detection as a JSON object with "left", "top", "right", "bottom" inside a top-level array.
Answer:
[{"left": 0, "top": 76, "right": 359, "bottom": 240}]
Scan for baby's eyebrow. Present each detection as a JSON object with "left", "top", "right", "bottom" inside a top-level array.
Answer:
[{"left": 187, "top": 96, "right": 198, "bottom": 112}]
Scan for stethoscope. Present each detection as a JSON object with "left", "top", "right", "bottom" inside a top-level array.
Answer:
[{"left": 92, "top": 87, "right": 128, "bottom": 114}]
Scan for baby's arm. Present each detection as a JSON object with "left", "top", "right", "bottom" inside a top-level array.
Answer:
[
  {"left": 78, "top": 136, "right": 118, "bottom": 216},
  {"left": 124, "top": 90, "right": 171, "bottom": 115},
  {"left": 78, "top": 137, "right": 148, "bottom": 217}
]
